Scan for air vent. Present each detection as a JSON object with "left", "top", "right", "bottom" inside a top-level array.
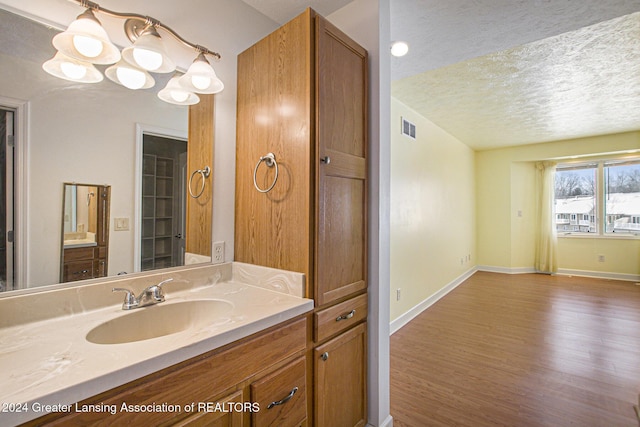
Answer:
[{"left": 401, "top": 117, "right": 416, "bottom": 139}]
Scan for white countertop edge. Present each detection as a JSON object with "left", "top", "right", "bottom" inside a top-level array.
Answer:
[{"left": 2, "top": 299, "right": 312, "bottom": 426}]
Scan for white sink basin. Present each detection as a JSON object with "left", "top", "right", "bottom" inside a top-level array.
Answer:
[{"left": 86, "top": 300, "right": 233, "bottom": 344}]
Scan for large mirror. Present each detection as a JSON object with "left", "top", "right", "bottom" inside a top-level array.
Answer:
[{"left": 0, "top": 7, "right": 212, "bottom": 291}]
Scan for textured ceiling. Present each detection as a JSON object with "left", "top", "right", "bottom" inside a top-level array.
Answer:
[
  {"left": 390, "top": 0, "right": 640, "bottom": 81},
  {"left": 393, "top": 11, "right": 640, "bottom": 150},
  {"left": 390, "top": 0, "right": 640, "bottom": 150}
]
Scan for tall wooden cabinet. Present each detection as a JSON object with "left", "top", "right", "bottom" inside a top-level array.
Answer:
[{"left": 235, "top": 9, "right": 368, "bottom": 427}]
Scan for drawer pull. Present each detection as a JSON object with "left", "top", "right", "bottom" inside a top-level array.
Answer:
[
  {"left": 321, "top": 352, "right": 329, "bottom": 361},
  {"left": 74, "top": 270, "right": 89, "bottom": 275},
  {"left": 336, "top": 309, "right": 356, "bottom": 322},
  {"left": 267, "top": 386, "right": 298, "bottom": 409}
]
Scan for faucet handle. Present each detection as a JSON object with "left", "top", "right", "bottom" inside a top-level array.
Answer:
[
  {"left": 156, "top": 278, "right": 174, "bottom": 289},
  {"left": 113, "top": 287, "right": 139, "bottom": 310},
  {"left": 150, "top": 278, "right": 174, "bottom": 302}
]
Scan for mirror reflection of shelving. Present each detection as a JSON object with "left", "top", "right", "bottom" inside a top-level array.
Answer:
[{"left": 141, "top": 154, "right": 175, "bottom": 271}]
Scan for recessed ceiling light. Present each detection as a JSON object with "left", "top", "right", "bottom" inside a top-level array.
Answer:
[{"left": 391, "top": 41, "right": 409, "bottom": 57}]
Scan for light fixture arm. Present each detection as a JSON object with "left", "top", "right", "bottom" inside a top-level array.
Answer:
[{"left": 69, "top": 0, "right": 221, "bottom": 60}]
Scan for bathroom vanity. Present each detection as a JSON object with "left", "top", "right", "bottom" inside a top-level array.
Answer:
[{"left": 0, "top": 263, "right": 313, "bottom": 426}]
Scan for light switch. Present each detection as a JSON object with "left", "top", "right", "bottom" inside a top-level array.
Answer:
[{"left": 114, "top": 217, "right": 130, "bottom": 231}]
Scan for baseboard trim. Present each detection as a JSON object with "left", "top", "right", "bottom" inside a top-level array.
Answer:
[
  {"left": 367, "top": 414, "right": 394, "bottom": 427},
  {"left": 478, "top": 265, "right": 639, "bottom": 282},
  {"left": 390, "top": 268, "right": 477, "bottom": 335},
  {"left": 477, "top": 265, "right": 537, "bottom": 274},
  {"left": 556, "top": 268, "right": 640, "bottom": 282}
]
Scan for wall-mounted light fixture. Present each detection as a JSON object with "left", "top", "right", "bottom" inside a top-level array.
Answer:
[{"left": 42, "top": 0, "right": 223, "bottom": 105}]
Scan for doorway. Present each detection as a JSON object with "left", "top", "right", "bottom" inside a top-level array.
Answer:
[
  {"left": 140, "top": 133, "right": 188, "bottom": 271},
  {"left": 0, "top": 107, "right": 14, "bottom": 292}
]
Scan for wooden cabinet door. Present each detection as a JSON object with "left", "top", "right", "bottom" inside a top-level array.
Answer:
[
  {"left": 314, "top": 322, "right": 367, "bottom": 427},
  {"left": 174, "top": 389, "right": 244, "bottom": 427},
  {"left": 315, "top": 16, "right": 368, "bottom": 307},
  {"left": 251, "top": 357, "right": 307, "bottom": 427}
]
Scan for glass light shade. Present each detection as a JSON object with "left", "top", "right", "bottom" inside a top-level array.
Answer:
[
  {"left": 158, "top": 75, "right": 200, "bottom": 105},
  {"left": 52, "top": 9, "right": 120, "bottom": 65},
  {"left": 178, "top": 53, "right": 224, "bottom": 94},
  {"left": 42, "top": 52, "right": 103, "bottom": 83},
  {"left": 122, "top": 27, "right": 175, "bottom": 73},
  {"left": 72, "top": 34, "right": 102, "bottom": 58},
  {"left": 105, "top": 60, "right": 155, "bottom": 90}
]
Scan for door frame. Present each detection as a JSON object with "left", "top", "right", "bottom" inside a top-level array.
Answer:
[
  {"left": 134, "top": 123, "right": 187, "bottom": 273},
  {"left": 0, "top": 96, "right": 28, "bottom": 290}
]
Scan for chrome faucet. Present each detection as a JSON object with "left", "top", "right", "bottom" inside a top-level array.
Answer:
[{"left": 113, "top": 278, "right": 174, "bottom": 310}]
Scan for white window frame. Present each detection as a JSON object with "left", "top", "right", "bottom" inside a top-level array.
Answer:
[{"left": 555, "top": 157, "right": 640, "bottom": 239}]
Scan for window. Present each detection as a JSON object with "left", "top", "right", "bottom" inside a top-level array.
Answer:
[
  {"left": 555, "top": 164, "right": 596, "bottom": 233},
  {"left": 554, "top": 159, "right": 640, "bottom": 236},
  {"left": 604, "top": 160, "right": 640, "bottom": 234}
]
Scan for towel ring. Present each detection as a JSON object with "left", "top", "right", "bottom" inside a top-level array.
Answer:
[
  {"left": 188, "top": 166, "right": 211, "bottom": 198},
  {"left": 253, "top": 153, "right": 279, "bottom": 193}
]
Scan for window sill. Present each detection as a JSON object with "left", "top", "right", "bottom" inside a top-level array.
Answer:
[{"left": 558, "top": 233, "right": 640, "bottom": 240}]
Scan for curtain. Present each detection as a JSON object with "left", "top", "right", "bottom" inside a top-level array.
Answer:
[{"left": 534, "top": 161, "right": 558, "bottom": 274}]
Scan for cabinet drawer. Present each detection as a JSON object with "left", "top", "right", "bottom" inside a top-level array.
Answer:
[
  {"left": 314, "top": 293, "right": 367, "bottom": 342},
  {"left": 251, "top": 357, "right": 306, "bottom": 427},
  {"left": 64, "top": 246, "right": 95, "bottom": 261},
  {"left": 63, "top": 260, "right": 94, "bottom": 282}
]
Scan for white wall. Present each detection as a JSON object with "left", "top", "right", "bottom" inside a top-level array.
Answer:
[
  {"left": 390, "top": 97, "right": 476, "bottom": 323},
  {"left": 476, "top": 131, "right": 640, "bottom": 278}
]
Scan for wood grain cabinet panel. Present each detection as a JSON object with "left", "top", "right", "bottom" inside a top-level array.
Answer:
[
  {"left": 314, "top": 322, "right": 367, "bottom": 427},
  {"left": 235, "top": 8, "right": 367, "bottom": 308},
  {"left": 251, "top": 357, "right": 307, "bottom": 427},
  {"left": 174, "top": 389, "right": 244, "bottom": 427},
  {"left": 314, "top": 293, "right": 367, "bottom": 343}
]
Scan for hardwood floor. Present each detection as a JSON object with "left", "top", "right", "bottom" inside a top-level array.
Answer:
[{"left": 390, "top": 272, "right": 640, "bottom": 426}]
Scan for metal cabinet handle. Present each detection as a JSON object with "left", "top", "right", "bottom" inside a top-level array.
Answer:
[
  {"left": 336, "top": 309, "right": 356, "bottom": 322},
  {"left": 321, "top": 352, "right": 329, "bottom": 361},
  {"left": 320, "top": 156, "right": 331, "bottom": 164},
  {"left": 267, "top": 386, "right": 298, "bottom": 409}
]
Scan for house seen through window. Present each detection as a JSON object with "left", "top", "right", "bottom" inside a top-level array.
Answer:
[{"left": 554, "top": 159, "right": 640, "bottom": 236}]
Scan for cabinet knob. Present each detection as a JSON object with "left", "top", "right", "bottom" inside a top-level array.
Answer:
[
  {"left": 320, "top": 156, "right": 331, "bottom": 165},
  {"left": 321, "top": 352, "right": 329, "bottom": 361}
]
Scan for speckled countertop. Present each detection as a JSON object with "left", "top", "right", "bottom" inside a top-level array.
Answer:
[{"left": 0, "top": 262, "right": 312, "bottom": 426}]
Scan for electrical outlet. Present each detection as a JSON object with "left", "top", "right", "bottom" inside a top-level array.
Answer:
[
  {"left": 213, "top": 241, "right": 225, "bottom": 264},
  {"left": 396, "top": 288, "right": 401, "bottom": 301}
]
